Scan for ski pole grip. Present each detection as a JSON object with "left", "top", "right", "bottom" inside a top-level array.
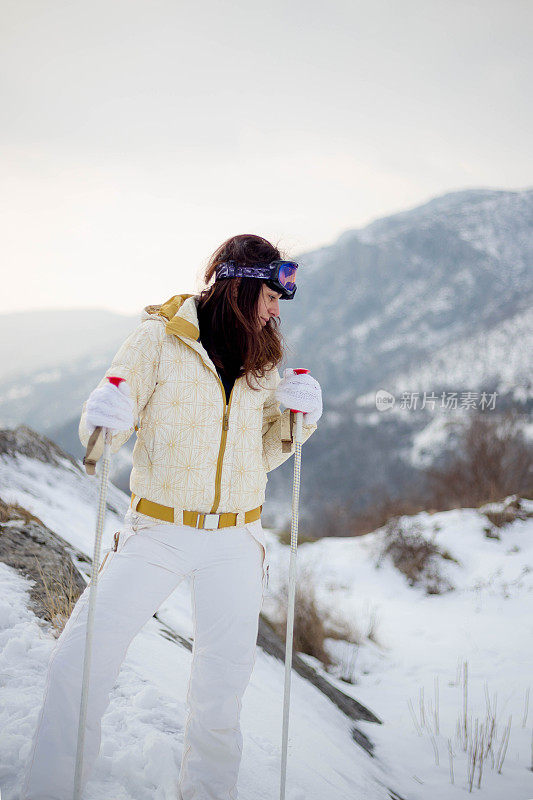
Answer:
[
  {"left": 83, "top": 377, "right": 123, "bottom": 475},
  {"left": 83, "top": 426, "right": 103, "bottom": 476},
  {"left": 290, "top": 368, "right": 309, "bottom": 414}
]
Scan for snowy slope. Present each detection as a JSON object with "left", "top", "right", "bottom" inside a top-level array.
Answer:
[
  {"left": 350, "top": 302, "right": 533, "bottom": 469},
  {"left": 264, "top": 502, "right": 533, "bottom": 799},
  {"left": 0, "top": 434, "right": 395, "bottom": 800},
  {"left": 2, "top": 431, "right": 533, "bottom": 797},
  {"left": 356, "top": 188, "right": 533, "bottom": 277},
  {"left": 284, "top": 187, "right": 533, "bottom": 397},
  {"left": 356, "top": 305, "right": 533, "bottom": 409}
]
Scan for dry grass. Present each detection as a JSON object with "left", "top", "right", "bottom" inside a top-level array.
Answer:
[
  {"left": 271, "top": 563, "right": 334, "bottom": 666},
  {"left": 0, "top": 499, "right": 42, "bottom": 525},
  {"left": 377, "top": 517, "right": 458, "bottom": 594},
  {"left": 276, "top": 524, "right": 319, "bottom": 546},
  {"left": 426, "top": 409, "right": 532, "bottom": 510},
  {"left": 269, "top": 562, "right": 373, "bottom": 670},
  {"left": 306, "top": 494, "right": 429, "bottom": 540},
  {"left": 483, "top": 496, "right": 533, "bottom": 529},
  {"left": 350, "top": 495, "right": 429, "bottom": 538},
  {"left": 303, "top": 409, "right": 532, "bottom": 542},
  {"left": 409, "top": 660, "right": 520, "bottom": 791},
  {"left": 33, "top": 556, "right": 83, "bottom": 636}
]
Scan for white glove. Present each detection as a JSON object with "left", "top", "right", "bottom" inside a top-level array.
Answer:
[
  {"left": 86, "top": 378, "right": 135, "bottom": 434},
  {"left": 275, "top": 369, "right": 322, "bottom": 426}
]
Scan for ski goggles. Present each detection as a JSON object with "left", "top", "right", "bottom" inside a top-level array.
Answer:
[{"left": 214, "top": 260, "right": 298, "bottom": 299}]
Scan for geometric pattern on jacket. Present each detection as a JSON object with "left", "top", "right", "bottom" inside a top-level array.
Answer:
[{"left": 79, "top": 294, "right": 317, "bottom": 517}]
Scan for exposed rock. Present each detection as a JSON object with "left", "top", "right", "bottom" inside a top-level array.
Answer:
[
  {"left": 0, "top": 424, "right": 81, "bottom": 472},
  {"left": 0, "top": 424, "right": 126, "bottom": 516},
  {"left": 257, "top": 615, "right": 381, "bottom": 742},
  {"left": 0, "top": 498, "right": 87, "bottom": 632}
]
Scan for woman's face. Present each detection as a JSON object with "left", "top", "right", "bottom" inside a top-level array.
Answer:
[{"left": 256, "top": 283, "right": 282, "bottom": 330}]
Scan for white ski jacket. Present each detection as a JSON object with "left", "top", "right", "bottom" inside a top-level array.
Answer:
[{"left": 79, "top": 294, "right": 317, "bottom": 547}]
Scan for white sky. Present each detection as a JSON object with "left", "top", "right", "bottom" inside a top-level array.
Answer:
[{"left": 1, "top": 0, "right": 531, "bottom": 314}]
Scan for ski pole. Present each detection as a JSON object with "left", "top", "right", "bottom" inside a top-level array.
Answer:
[
  {"left": 73, "top": 424, "right": 112, "bottom": 800},
  {"left": 280, "top": 368, "right": 308, "bottom": 800}
]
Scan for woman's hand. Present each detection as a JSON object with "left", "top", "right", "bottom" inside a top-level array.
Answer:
[
  {"left": 275, "top": 369, "right": 322, "bottom": 425},
  {"left": 86, "top": 378, "right": 135, "bottom": 434}
]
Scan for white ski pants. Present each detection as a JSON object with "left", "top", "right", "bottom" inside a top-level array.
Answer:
[{"left": 22, "top": 510, "right": 268, "bottom": 800}]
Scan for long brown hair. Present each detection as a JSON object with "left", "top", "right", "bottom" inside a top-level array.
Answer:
[{"left": 196, "top": 234, "right": 285, "bottom": 389}]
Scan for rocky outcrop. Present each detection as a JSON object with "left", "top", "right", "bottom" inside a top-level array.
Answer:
[
  {"left": 257, "top": 615, "right": 381, "bottom": 732},
  {"left": 0, "top": 498, "right": 87, "bottom": 631},
  {"left": 0, "top": 424, "right": 81, "bottom": 471}
]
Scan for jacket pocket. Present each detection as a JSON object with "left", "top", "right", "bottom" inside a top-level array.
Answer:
[
  {"left": 97, "top": 527, "right": 136, "bottom": 575},
  {"left": 245, "top": 522, "right": 270, "bottom": 590}
]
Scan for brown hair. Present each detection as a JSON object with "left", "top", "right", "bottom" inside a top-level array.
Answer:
[{"left": 196, "top": 234, "right": 285, "bottom": 389}]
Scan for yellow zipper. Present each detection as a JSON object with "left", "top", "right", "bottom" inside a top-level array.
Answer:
[
  {"left": 211, "top": 381, "right": 235, "bottom": 513},
  {"left": 177, "top": 337, "right": 236, "bottom": 514}
]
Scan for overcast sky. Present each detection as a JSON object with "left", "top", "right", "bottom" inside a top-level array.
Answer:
[{"left": 1, "top": 0, "right": 531, "bottom": 315}]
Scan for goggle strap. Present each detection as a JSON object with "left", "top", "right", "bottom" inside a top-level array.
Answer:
[{"left": 215, "top": 260, "right": 298, "bottom": 298}]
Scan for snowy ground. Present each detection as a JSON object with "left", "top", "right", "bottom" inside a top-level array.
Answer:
[
  {"left": 0, "top": 452, "right": 394, "bottom": 800},
  {"left": 1, "top": 448, "right": 532, "bottom": 798},
  {"left": 263, "top": 504, "right": 533, "bottom": 799}
]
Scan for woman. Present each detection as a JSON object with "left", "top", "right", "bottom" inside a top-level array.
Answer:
[{"left": 22, "top": 233, "right": 322, "bottom": 800}]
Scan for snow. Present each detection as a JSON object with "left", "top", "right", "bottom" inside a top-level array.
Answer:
[
  {"left": 0, "top": 453, "right": 129, "bottom": 556},
  {"left": 354, "top": 189, "right": 533, "bottom": 278},
  {"left": 409, "top": 414, "right": 459, "bottom": 468},
  {"left": 0, "top": 556, "right": 392, "bottom": 800},
  {"left": 1, "top": 446, "right": 533, "bottom": 798},
  {"left": 0, "top": 451, "right": 393, "bottom": 800},
  {"left": 382, "top": 306, "right": 533, "bottom": 405},
  {"left": 264, "top": 505, "right": 533, "bottom": 799}
]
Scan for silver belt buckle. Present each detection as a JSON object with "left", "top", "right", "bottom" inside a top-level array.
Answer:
[{"left": 203, "top": 513, "right": 219, "bottom": 530}]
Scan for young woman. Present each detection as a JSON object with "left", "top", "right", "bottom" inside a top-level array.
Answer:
[{"left": 22, "top": 233, "right": 322, "bottom": 800}]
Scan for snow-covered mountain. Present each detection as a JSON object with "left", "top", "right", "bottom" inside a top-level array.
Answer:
[
  {"left": 1, "top": 427, "right": 532, "bottom": 799},
  {"left": 283, "top": 188, "right": 533, "bottom": 399},
  {"left": 272, "top": 187, "right": 533, "bottom": 519}
]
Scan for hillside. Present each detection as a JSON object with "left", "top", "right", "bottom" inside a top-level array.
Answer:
[
  {"left": 0, "top": 426, "right": 391, "bottom": 800},
  {"left": 265, "top": 496, "right": 533, "bottom": 798},
  {"left": 271, "top": 187, "right": 533, "bottom": 520},
  {"left": 1, "top": 426, "right": 532, "bottom": 798}
]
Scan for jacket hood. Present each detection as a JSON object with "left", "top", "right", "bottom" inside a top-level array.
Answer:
[{"left": 143, "top": 294, "right": 200, "bottom": 341}]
